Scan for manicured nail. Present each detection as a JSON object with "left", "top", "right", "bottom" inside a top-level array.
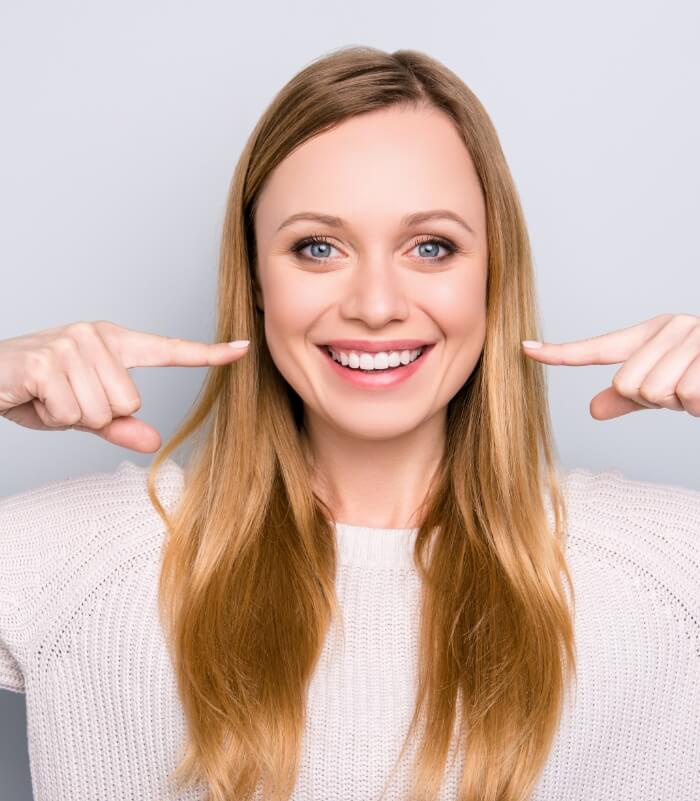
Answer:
[
  {"left": 522, "top": 340, "right": 543, "bottom": 349},
  {"left": 227, "top": 340, "right": 250, "bottom": 348}
]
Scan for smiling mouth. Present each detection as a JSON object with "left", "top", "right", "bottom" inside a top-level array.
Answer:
[{"left": 317, "top": 343, "right": 433, "bottom": 371}]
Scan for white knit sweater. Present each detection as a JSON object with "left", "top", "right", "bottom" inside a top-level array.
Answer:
[{"left": 1, "top": 459, "right": 699, "bottom": 800}]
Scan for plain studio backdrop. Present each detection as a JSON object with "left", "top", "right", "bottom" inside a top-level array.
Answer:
[{"left": 0, "top": 1, "right": 698, "bottom": 798}]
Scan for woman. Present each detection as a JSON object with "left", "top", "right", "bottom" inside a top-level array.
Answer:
[{"left": 1, "top": 45, "right": 698, "bottom": 801}]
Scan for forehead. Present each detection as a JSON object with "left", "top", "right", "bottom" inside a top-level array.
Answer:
[{"left": 254, "top": 105, "right": 484, "bottom": 238}]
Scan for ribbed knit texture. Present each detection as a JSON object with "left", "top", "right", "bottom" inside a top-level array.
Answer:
[{"left": 1, "top": 459, "right": 699, "bottom": 800}]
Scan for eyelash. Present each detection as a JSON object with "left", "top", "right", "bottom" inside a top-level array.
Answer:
[{"left": 290, "top": 234, "right": 458, "bottom": 264}]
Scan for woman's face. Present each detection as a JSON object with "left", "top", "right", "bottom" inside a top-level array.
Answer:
[{"left": 253, "top": 104, "right": 488, "bottom": 442}]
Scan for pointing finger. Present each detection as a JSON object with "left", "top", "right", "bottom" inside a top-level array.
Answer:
[
  {"left": 521, "top": 315, "right": 673, "bottom": 366},
  {"left": 97, "top": 322, "right": 250, "bottom": 369}
]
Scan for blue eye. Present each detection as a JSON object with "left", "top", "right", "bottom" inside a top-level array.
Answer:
[
  {"left": 412, "top": 236, "right": 456, "bottom": 260},
  {"left": 292, "top": 235, "right": 337, "bottom": 261},
  {"left": 290, "top": 234, "right": 457, "bottom": 263}
]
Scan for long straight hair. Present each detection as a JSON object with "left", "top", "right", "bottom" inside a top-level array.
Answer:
[{"left": 147, "top": 45, "right": 576, "bottom": 801}]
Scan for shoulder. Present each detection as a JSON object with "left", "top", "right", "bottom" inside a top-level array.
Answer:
[
  {"left": 0, "top": 456, "right": 185, "bottom": 584},
  {"left": 559, "top": 465, "right": 700, "bottom": 646},
  {"left": 0, "top": 457, "right": 185, "bottom": 570},
  {"left": 561, "top": 465, "right": 700, "bottom": 556}
]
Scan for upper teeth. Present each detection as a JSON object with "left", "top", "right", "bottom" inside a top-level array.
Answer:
[{"left": 327, "top": 346, "right": 424, "bottom": 370}]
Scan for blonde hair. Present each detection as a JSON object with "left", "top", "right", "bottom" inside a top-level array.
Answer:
[{"left": 147, "top": 45, "right": 576, "bottom": 801}]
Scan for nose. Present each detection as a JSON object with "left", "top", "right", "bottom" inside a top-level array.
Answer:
[{"left": 337, "top": 259, "right": 411, "bottom": 328}]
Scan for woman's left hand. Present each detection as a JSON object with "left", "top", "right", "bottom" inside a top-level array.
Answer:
[{"left": 521, "top": 313, "right": 700, "bottom": 420}]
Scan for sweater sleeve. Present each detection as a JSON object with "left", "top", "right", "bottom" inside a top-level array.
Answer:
[
  {"left": 0, "top": 469, "right": 109, "bottom": 692},
  {"left": 0, "top": 459, "right": 182, "bottom": 694},
  {"left": 0, "top": 480, "right": 68, "bottom": 693}
]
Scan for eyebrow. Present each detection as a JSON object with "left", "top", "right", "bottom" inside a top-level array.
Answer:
[{"left": 276, "top": 209, "right": 476, "bottom": 236}]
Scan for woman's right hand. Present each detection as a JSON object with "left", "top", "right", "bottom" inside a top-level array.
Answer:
[{"left": 0, "top": 320, "right": 250, "bottom": 453}]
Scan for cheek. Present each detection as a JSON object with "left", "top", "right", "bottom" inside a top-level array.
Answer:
[
  {"left": 262, "top": 269, "right": 323, "bottom": 341},
  {"left": 422, "top": 273, "right": 486, "bottom": 393},
  {"left": 259, "top": 270, "right": 325, "bottom": 390},
  {"left": 422, "top": 271, "right": 487, "bottom": 340}
]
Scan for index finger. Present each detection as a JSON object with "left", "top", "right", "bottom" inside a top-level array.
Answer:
[
  {"left": 521, "top": 314, "right": 672, "bottom": 366},
  {"left": 98, "top": 322, "right": 250, "bottom": 369}
]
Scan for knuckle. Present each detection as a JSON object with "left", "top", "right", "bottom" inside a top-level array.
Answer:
[
  {"left": 669, "top": 313, "right": 698, "bottom": 330},
  {"left": 63, "top": 408, "right": 83, "bottom": 426},
  {"left": 611, "top": 373, "right": 634, "bottom": 396},
  {"left": 589, "top": 346, "right": 604, "bottom": 365},
  {"left": 639, "top": 384, "right": 663, "bottom": 404},
  {"left": 113, "top": 394, "right": 141, "bottom": 416},
  {"left": 64, "top": 321, "right": 96, "bottom": 339},
  {"left": 163, "top": 337, "right": 182, "bottom": 366},
  {"left": 655, "top": 312, "right": 675, "bottom": 323},
  {"left": 92, "top": 320, "right": 117, "bottom": 338},
  {"left": 52, "top": 336, "right": 80, "bottom": 357},
  {"left": 89, "top": 410, "right": 113, "bottom": 430},
  {"left": 676, "top": 383, "right": 697, "bottom": 403},
  {"left": 43, "top": 402, "right": 81, "bottom": 427}
]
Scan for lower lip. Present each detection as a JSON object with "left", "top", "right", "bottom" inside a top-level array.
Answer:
[{"left": 317, "top": 345, "right": 434, "bottom": 389}]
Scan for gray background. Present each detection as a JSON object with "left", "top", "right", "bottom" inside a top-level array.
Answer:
[{"left": 1, "top": 0, "right": 698, "bottom": 797}]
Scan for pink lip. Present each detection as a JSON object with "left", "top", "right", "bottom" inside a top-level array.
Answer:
[
  {"left": 316, "top": 344, "right": 434, "bottom": 389},
  {"left": 321, "top": 339, "right": 433, "bottom": 353}
]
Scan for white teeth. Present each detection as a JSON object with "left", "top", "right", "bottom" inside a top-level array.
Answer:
[{"left": 327, "top": 347, "right": 424, "bottom": 371}]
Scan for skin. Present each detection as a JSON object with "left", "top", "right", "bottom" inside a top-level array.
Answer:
[
  {"left": 521, "top": 313, "right": 700, "bottom": 418},
  {"left": 252, "top": 104, "right": 488, "bottom": 529}
]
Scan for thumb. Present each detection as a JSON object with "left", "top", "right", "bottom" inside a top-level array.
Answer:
[
  {"left": 589, "top": 385, "right": 657, "bottom": 421},
  {"left": 74, "top": 416, "right": 162, "bottom": 453}
]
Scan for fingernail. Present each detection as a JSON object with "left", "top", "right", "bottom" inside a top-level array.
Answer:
[
  {"left": 227, "top": 340, "right": 250, "bottom": 348},
  {"left": 522, "top": 340, "right": 543, "bottom": 349}
]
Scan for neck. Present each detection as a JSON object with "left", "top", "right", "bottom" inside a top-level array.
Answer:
[{"left": 300, "top": 409, "right": 446, "bottom": 529}]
